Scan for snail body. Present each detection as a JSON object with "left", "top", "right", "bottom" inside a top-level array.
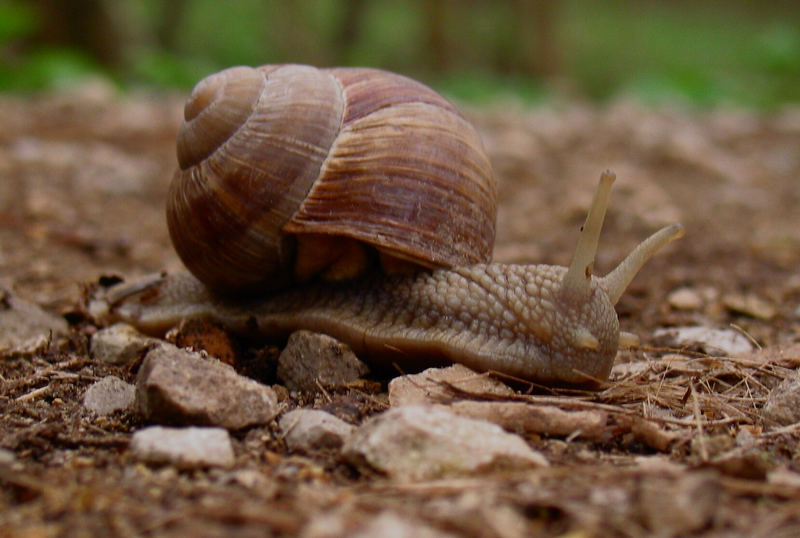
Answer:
[{"left": 94, "top": 65, "right": 684, "bottom": 387}]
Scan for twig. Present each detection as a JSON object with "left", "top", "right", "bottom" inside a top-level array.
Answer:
[
  {"left": 730, "top": 322, "right": 762, "bottom": 350},
  {"left": 314, "top": 379, "right": 333, "bottom": 403},
  {"left": 15, "top": 384, "right": 51, "bottom": 402},
  {"left": 690, "top": 382, "right": 708, "bottom": 461}
]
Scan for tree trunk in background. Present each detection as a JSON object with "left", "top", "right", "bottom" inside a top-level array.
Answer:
[
  {"left": 154, "top": 0, "right": 188, "bottom": 53},
  {"left": 332, "top": 0, "right": 368, "bottom": 65},
  {"left": 31, "top": 0, "right": 124, "bottom": 71},
  {"left": 423, "top": 0, "right": 450, "bottom": 73},
  {"left": 512, "top": 0, "right": 561, "bottom": 79},
  {"left": 529, "top": 0, "right": 561, "bottom": 79}
]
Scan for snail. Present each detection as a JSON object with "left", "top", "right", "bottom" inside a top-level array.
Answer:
[{"left": 91, "top": 64, "right": 684, "bottom": 387}]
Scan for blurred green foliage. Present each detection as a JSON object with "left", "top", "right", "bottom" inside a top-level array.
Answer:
[{"left": 1, "top": 0, "right": 798, "bottom": 108}]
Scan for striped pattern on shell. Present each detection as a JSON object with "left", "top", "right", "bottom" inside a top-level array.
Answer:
[{"left": 168, "top": 64, "right": 497, "bottom": 295}]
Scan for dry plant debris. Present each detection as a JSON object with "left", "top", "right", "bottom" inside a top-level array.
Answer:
[{"left": 1, "top": 87, "right": 800, "bottom": 536}]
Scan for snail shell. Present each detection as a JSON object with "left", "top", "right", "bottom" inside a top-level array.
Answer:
[{"left": 168, "top": 64, "right": 497, "bottom": 295}]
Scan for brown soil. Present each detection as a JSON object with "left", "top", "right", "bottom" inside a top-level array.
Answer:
[{"left": 2, "top": 83, "right": 800, "bottom": 536}]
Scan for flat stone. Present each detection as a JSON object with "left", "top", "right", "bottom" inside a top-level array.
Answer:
[
  {"left": 90, "top": 323, "right": 156, "bottom": 365},
  {"left": 653, "top": 326, "right": 753, "bottom": 356},
  {"left": 449, "top": 400, "right": 608, "bottom": 441},
  {"left": 129, "top": 426, "right": 234, "bottom": 469},
  {"left": 136, "top": 343, "right": 278, "bottom": 430},
  {"left": 763, "top": 369, "right": 800, "bottom": 426},
  {"left": 342, "top": 405, "right": 548, "bottom": 481},
  {"left": 82, "top": 375, "right": 135, "bottom": 415},
  {"left": 388, "top": 364, "right": 514, "bottom": 406},
  {"left": 723, "top": 292, "right": 777, "bottom": 320},
  {"left": 0, "top": 287, "right": 68, "bottom": 355},
  {"left": 667, "top": 287, "right": 703, "bottom": 311},
  {"left": 279, "top": 409, "right": 355, "bottom": 453},
  {"left": 277, "top": 330, "right": 369, "bottom": 392}
]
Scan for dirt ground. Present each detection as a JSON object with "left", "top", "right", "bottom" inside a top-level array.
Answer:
[{"left": 1, "top": 82, "right": 800, "bottom": 537}]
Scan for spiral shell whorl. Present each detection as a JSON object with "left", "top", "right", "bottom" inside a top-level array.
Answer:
[
  {"left": 176, "top": 66, "right": 263, "bottom": 170},
  {"left": 168, "top": 64, "right": 496, "bottom": 296},
  {"left": 168, "top": 65, "right": 344, "bottom": 295}
]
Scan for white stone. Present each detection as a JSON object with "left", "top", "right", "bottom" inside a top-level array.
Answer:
[
  {"left": 667, "top": 287, "right": 703, "bottom": 311},
  {"left": 90, "top": 323, "right": 156, "bottom": 365},
  {"left": 654, "top": 326, "right": 753, "bottom": 356},
  {"left": 343, "top": 405, "right": 548, "bottom": 481},
  {"left": 82, "top": 375, "right": 135, "bottom": 415},
  {"left": 279, "top": 409, "right": 355, "bottom": 452},
  {"left": 130, "top": 426, "right": 234, "bottom": 469}
]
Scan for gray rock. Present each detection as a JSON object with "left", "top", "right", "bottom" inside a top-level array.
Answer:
[
  {"left": 130, "top": 426, "right": 234, "bottom": 469},
  {"left": 343, "top": 405, "right": 548, "bottom": 481},
  {"left": 82, "top": 375, "right": 135, "bottom": 415},
  {"left": 763, "top": 369, "right": 800, "bottom": 426},
  {"left": 277, "top": 330, "right": 369, "bottom": 392},
  {"left": 0, "top": 287, "right": 68, "bottom": 355},
  {"left": 90, "top": 323, "right": 156, "bottom": 365},
  {"left": 388, "top": 364, "right": 514, "bottom": 406},
  {"left": 136, "top": 343, "right": 278, "bottom": 430},
  {"left": 279, "top": 409, "right": 355, "bottom": 453},
  {"left": 653, "top": 326, "right": 753, "bottom": 356}
]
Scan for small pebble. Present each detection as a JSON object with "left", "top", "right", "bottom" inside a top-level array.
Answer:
[
  {"left": 277, "top": 330, "right": 369, "bottom": 392},
  {"left": 667, "top": 287, "right": 703, "bottom": 311},
  {"left": 279, "top": 409, "right": 355, "bottom": 453},
  {"left": 82, "top": 375, "right": 135, "bottom": 415},
  {"left": 0, "top": 287, "right": 68, "bottom": 354},
  {"left": 130, "top": 426, "right": 234, "bottom": 469},
  {"left": 136, "top": 343, "right": 278, "bottom": 430},
  {"left": 90, "top": 323, "right": 156, "bottom": 365}
]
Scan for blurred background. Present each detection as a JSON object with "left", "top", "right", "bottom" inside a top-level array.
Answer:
[{"left": 1, "top": 0, "right": 799, "bottom": 107}]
